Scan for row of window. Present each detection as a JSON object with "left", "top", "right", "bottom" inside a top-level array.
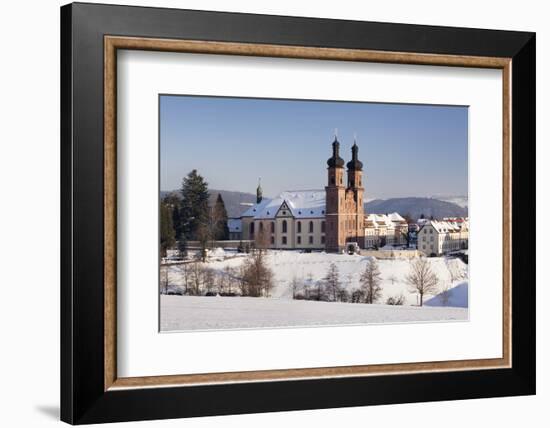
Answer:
[
  {"left": 250, "top": 220, "right": 326, "bottom": 235},
  {"left": 277, "top": 235, "right": 325, "bottom": 245}
]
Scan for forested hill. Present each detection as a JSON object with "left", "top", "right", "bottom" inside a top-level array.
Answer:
[
  {"left": 161, "top": 190, "right": 467, "bottom": 220},
  {"left": 365, "top": 197, "right": 467, "bottom": 220}
]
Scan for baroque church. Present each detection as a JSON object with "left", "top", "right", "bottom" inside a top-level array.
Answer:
[{"left": 236, "top": 136, "right": 365, "bottom": 252}]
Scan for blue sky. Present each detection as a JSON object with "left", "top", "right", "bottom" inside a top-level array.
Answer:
[{"left": 160, "top": 95, "right": 468, "bottom": 199}]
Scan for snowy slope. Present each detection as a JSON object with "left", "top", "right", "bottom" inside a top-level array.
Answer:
[
  {"left": 161, "top": 295, "right": 468, "bottom": 331},
  {"left": 164, "top": 250, "right": 468, "bottom": 307}
]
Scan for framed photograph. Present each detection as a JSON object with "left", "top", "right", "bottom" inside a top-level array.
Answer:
[{"left": 61, "top": 2, "right": 535, "bottom": 424}]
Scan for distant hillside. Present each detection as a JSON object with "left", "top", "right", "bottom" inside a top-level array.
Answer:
[
  {"left": 162, "top": 190, "right": 467, "bottom": 221},
  {"left": 161, "top": 189, "right": 257, "bottom": 218},
  {"left": 365, "top": 197, "right": 468, "bottom": 220},
  {"left": 432, "top": 195, "right": 468, "bottom": 209}
]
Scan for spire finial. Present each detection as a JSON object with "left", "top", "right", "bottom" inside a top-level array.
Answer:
[
  {"left": 334, "top": 128, "right": 338, "bottom": 139},
  {"left": 256, "top": 177, "right": 263, "bottom": 204}
]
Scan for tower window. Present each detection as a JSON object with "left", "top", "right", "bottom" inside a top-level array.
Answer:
[
  {"left": 331, "top": 177, "right": 335, "bottom": 185},
  {"left": 282, "top": 220, "right": 287, "bottom": 233},
  {"left": 297, "top": 221, "right": 301, "bottom": 233}
]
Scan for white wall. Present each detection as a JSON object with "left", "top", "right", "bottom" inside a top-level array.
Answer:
[{"left": 0, "top": 0, "right": 546, "bottom": 427}]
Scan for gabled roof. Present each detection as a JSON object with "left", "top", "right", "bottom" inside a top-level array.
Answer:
[
  {"left": 241, "top": 190, "right": 326, "bottom": 219},
  {"left": 365, "top": 212, "right": 406, "bottom": 229}
]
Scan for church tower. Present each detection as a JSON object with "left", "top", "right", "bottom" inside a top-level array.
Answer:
[
  {"left": 325, "top": 136, "right": 346, "bottom": 252},
  {"left": 346, "top": 140, "right": 365, "bottom": 247}
]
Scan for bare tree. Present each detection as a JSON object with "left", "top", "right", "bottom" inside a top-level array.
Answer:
[
  {"left": 160, "top": 266, "right": 170, "bottom": 294},
  {"left": 188, "top": 261, "right": 205, "bottom": 295},
  {"left": 405, "top": 257, "right": 439, "bottom": 306},
  {"left": 223, "top": 266, "right": 237, "bottom": 295},
  {"left": 203, "top": 268, "right": 215, "bottom": 294},
  {"left": 177, "top": 262, "right": 190, "bottom": 294},
  {"left": 324, "top": 262, "right": 341, "bottom": 302},
  {"left": 242, "top": 250, "right": 274, "bottom": 297},
  {"left": 386, "top": 295, "right": 405, "bottom": 305},
  {"left": 289, "top": 276, "right": 301, "bottom": 299},
  {"left": 360, "top": 258, "right": 383, "bottom": 304},
  {"left": 196, "top": 223, "right": 210, "bottom": 262},
  {"left": 304, "top": 272, "right": 314, "bottom": 300},
  {"left": 254, "top": 225, "right": 271, "bottom": 253}
]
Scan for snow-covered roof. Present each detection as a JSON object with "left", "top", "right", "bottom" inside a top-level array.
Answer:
[
  {"left": 228, "top": 218, "right": 242, "bottom": 233},
  {"left": 241, "top": 190, "right": 326, "bottom": 219},
  {"left": 422, "top": 219, "right": 469, "bottom": 234},
  {"left": 365, "top": 212, "right": 407, "bottom": 229}
]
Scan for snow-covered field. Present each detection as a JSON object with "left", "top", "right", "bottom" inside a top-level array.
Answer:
[
  {"left": 161, "top": 295, "right": 468, "bottom": 331},
  {"left": 161, "top": 250, "right": 469, "bottom": 331}
]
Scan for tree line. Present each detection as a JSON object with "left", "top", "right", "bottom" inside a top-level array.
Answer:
[
  {"left": 160, "top": 169, "right": 230, "bottom": 259},
  {"left": 161, "top": 245, "right": 274, "bottom": 298},
  {"left": 289, "top": 257, "right": 452, "bottom": 307}
]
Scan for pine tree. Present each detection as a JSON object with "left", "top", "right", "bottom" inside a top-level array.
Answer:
[
  {"left": 360, "top": 258, "right": 382, "bottom": 304},
  {"left": 180, "top": 170, "right": 210, "bottom": 241},
  {"left": 212, "top": 193, "right": 229, "bottom": 240},
  {"left": 160, "top": 202, "right": 176, "bottom": 257},
  {"left": 163, "top": 193, "right": 182, "bottom": 239}
]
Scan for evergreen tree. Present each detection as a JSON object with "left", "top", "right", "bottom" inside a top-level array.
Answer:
[
  {"left": 163, "top": 193, "right": 182, "bottom": 239},
  {"left": 180, "top": 169, "right": 210, "bottom": 241},
  {"left": 212, "top": 193, "right": 229, "bottom": 240},
  {"left": 160, "top": 202, "right": 176, "bottom": 257}
]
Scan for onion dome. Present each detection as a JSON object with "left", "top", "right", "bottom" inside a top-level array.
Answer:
[
  {"left": 346, "top": 142, "right": 363, "bottom": 171},
  {"left": 327, "top": 138, "right": 345, "bottom": 168}
]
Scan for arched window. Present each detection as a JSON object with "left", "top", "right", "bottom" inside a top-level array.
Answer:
[
  {"left": 297, "top": 221, "right": 301, "bottom": 233},
  {"left": 282, "top": 220, "right": 287, "bottom": 233},
  {"left": 270, "top": 222, "right": 275, "bottom": 233},
  {"left": 259, "top": 222, "right": 264, "bottom": 232},
  {"left": 321, "top": 221, "right": 326, "bottom": 233},
  {"left": 309, "top": 221, "right": 314, "bottom": 233},
  {"left": 250, "top": 222, "right": 255, "bottom": 235}
]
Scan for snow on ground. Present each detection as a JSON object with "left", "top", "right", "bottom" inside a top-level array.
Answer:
[
  {"left": 161, "top": 250, "right": 469, "bottom": 331},
  {"left": 164, "top": 250, "right": 468, "bottom": 306},
  {"left": 425, "top": 281, "right": 468, "bottom": 308},
  {"left": 161, "top": 295, "right": 468, "bottom": 331}
]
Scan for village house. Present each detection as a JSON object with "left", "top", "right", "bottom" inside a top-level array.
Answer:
[
  {"left": 417, "top": 218, "right": 469, "bottom": 256},
  {"left": 363, "top": 213, "right": 409, "bottom": 249}
]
